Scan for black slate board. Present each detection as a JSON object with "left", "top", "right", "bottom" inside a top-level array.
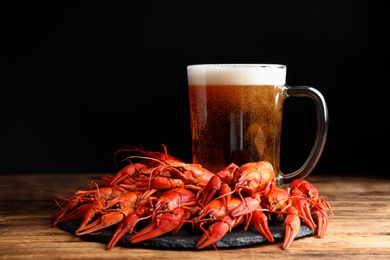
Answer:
[{"left": 59, "top": 220, "right": 314, "bottom": 249}]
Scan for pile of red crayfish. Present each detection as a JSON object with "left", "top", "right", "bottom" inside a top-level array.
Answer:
[{"left": 50, "top": 145, "right": 333, "bottom": 250}]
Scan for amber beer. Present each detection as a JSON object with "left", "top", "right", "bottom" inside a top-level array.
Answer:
[
  {"left": 189, "top": 84, "right": 284, "bottom": 174},
  {"left": 187, "top": 64, "right": 328, "bottom": 183}
]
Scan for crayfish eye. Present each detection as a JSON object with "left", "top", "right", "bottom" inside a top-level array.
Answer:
[{"left": 161, "top": 205, "right": 167, "bottom": 210}]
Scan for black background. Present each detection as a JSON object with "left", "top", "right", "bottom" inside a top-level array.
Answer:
[{"left": 2, "top": 1, "right": 389, "bottom": 177}]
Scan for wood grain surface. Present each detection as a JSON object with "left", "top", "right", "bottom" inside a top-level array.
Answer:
[{"left": 1, "top": 173, "right": 389, "bottom": 260}]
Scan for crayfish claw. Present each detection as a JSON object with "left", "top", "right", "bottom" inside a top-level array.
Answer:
[
  {"left": 129, "top": 208, "right": 185, "bottom": 244},
  {"left": 76, "top": 211, "right": 125, "bottom": 236},
  {"left": 196, "top": 215, "right": 232, "bottom": 249},
  {"left": 107, "top": 214, "right": 141, "bottom": 249},
  {"left": 250, "top": 209, "right": 274, "bottom": 242},
  {"left": 230, "top": 195, "right": 261, "bottom": 217},
  {"left": 53, "top": 203, "right": 94, "bottom": 226},
  {"left": 315, "top": 202, "right": 329, "bottom": 238},
  {"left": 282, "top": 206, "right": 300, "bottom": 250},
  {"left": 292, "top": 197, "right": 317, "bottom": 232},
  {"left": 200, "top": 175, "right": 222, "bottom": 205}
]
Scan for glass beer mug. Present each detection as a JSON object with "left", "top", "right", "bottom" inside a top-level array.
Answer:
[{"left": 187, "top": 64, "right": 328, "bottom": 185}]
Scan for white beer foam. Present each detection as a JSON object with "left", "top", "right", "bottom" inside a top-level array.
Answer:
[{"left": 187, "top": 64, "right": 286, "bottom": 86}]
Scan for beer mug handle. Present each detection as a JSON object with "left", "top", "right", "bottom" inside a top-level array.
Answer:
[{"left": 282, "top": 86, "right": 329, "bottom": 183}]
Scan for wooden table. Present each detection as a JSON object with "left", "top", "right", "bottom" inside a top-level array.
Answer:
[{"left": 1, "top": 173, "right": 390, "bottom": 260}]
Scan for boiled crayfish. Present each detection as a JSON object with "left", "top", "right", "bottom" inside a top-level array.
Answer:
[{"left": 50, "top": 145, "right": 333, "bottom": 250}]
